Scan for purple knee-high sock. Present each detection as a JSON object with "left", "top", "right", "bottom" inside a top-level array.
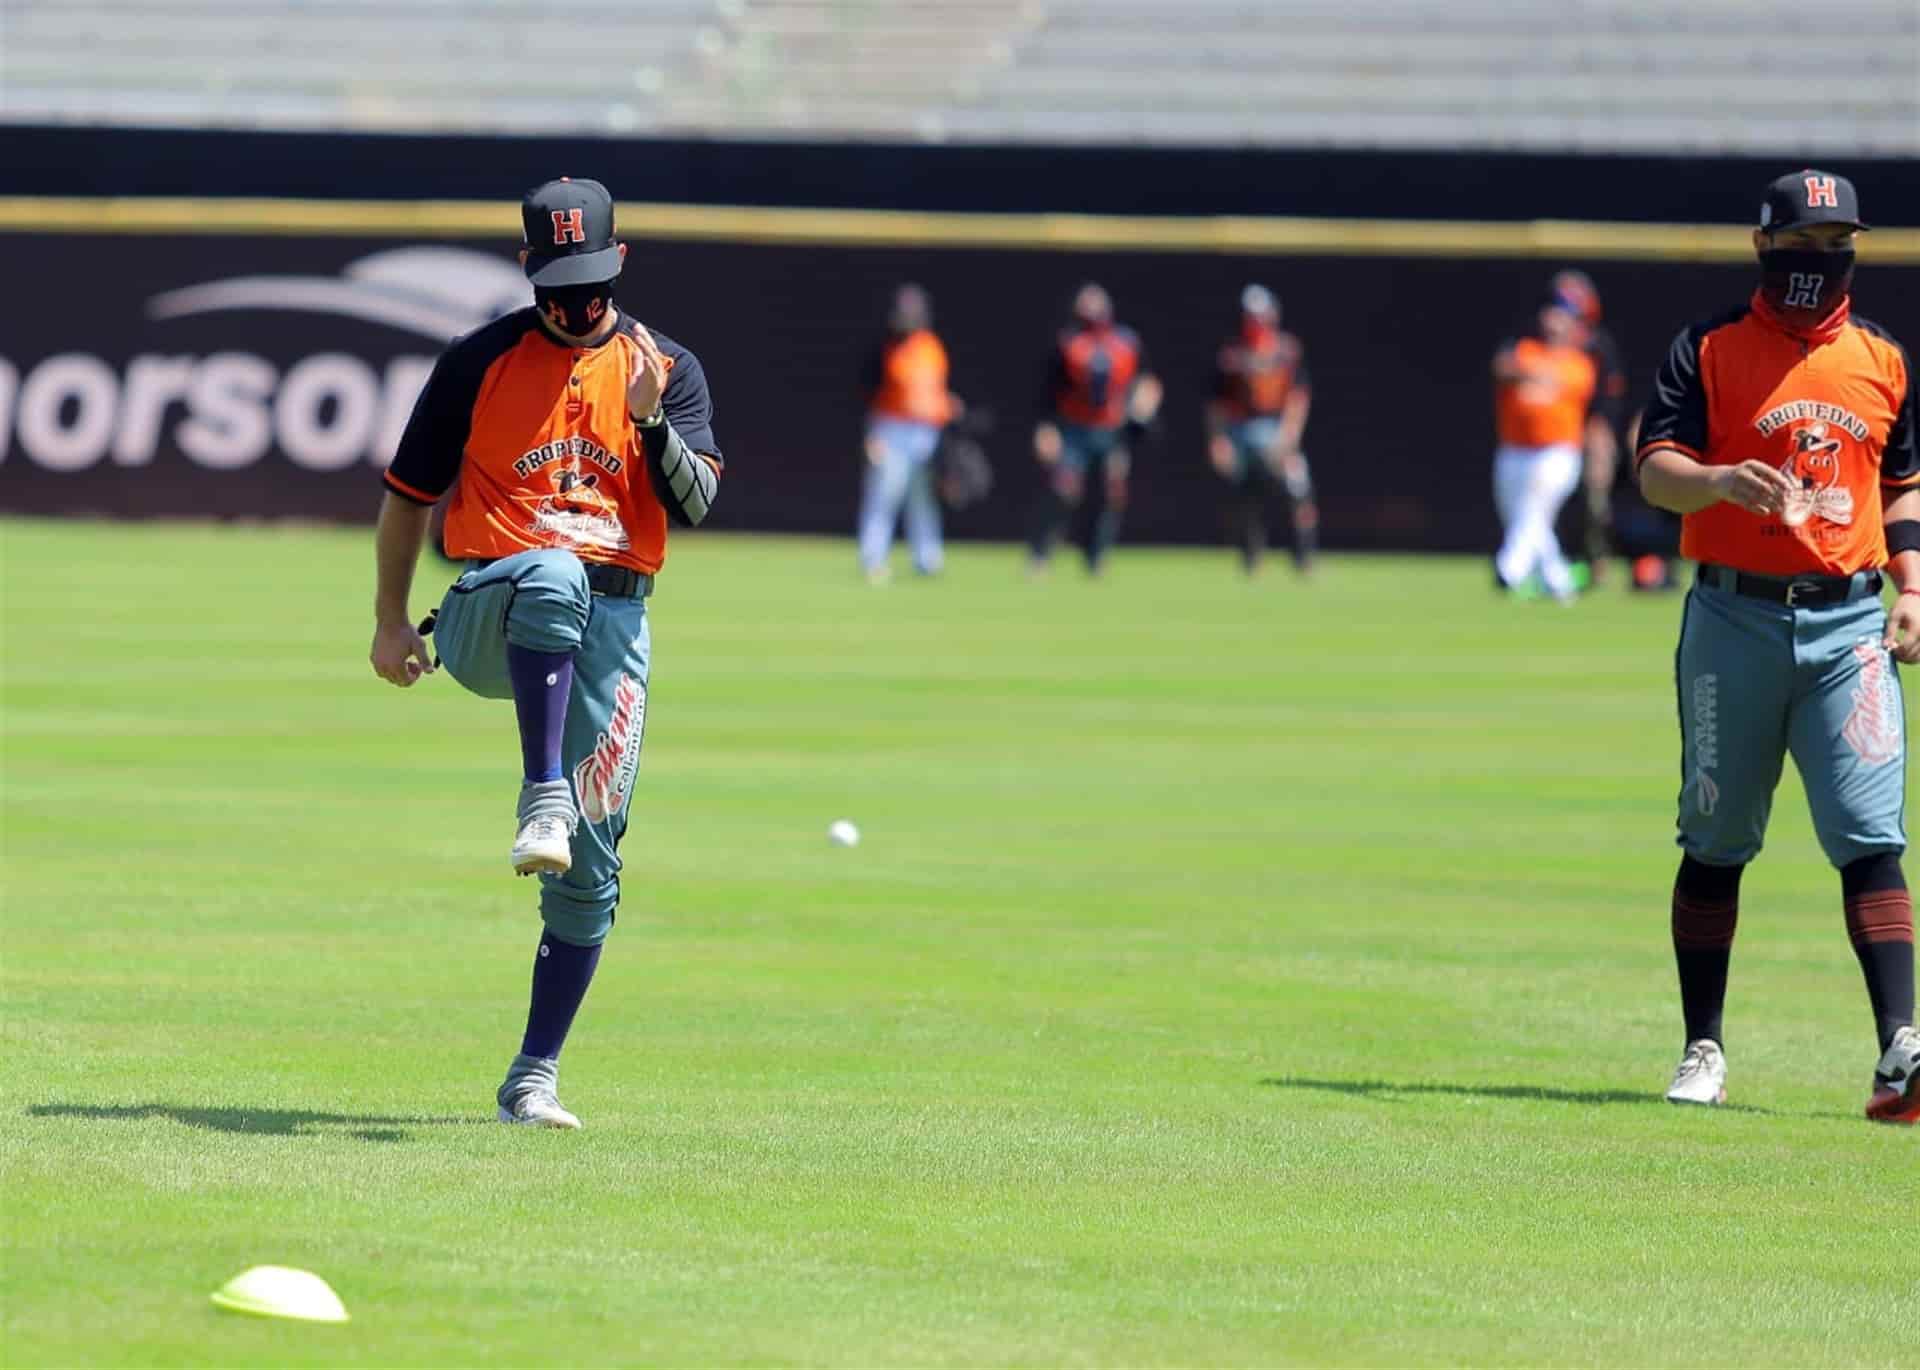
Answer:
[
  {"left": 506, "top": 645, "right": 574, "bottom": 783},
  {"left": 520, "top": 934, "right": 602, "bottom": 1060}
]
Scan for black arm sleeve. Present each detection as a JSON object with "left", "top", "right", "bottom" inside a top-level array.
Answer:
[
  {"left": 642, "top": 421, "right": 718, "bottom": 528},
  {"left": 1635, "top": 323, "right": 1711, "bottom": 470},
  {"left": 383, "top": 316, "right": 523, "bottom": 503}
]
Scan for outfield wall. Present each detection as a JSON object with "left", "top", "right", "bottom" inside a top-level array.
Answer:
[{"left": 3, "top": 131, "right": 1916, "bottom": 552}]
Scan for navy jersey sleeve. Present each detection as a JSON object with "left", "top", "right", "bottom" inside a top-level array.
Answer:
[
  {"left": 640, "top": 327, "right": 723, "bottom": 529},
  {"left": 1635, "top": 323, "right": 1711, "bottom": 470},
  {"left": 656, "top": 336, "right": 720, "bottom": 463},
  {"left": 383, "top": 313, "right": 526, "bottom": 504}
]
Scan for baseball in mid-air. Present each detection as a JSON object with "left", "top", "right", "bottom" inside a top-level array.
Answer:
[{"left": 827, "top": 819, "right": 861, "bottom": 847}]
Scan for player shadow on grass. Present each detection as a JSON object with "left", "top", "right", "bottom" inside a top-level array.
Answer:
[
  {"left": 1260, "top": 1076, "right": 1782, "bottom": 1116},
  {"left": 27, "top": 1103, "right": 480, "bottom": 1143}
]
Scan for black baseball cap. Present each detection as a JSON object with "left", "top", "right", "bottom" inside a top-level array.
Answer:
[
  {"left": 521, "top": 177, "right": 623, "bottom": 286},
  {"left": 1759, "top": 169, "right": 1869, "bottom": 233}
]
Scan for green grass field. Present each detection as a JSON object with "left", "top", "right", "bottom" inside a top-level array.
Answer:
[{"left": 1, "top": 519, "right": 1911, "bottom": 1367}]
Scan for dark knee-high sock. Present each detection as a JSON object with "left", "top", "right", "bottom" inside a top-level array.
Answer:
[
  {"left": 1292, "top": 501, "right": 1319, "bottom": 571},
  {"left": 1028, "top": 491, "right": 1066, "bottom": 560},
  {"left": 520, "top": 933, "right": 602, "bottom": 1060},
  {"left": 1672, "top": 855, "right": 1743, "bottom": 1047},
  {"left": 1090, "top": 508, "right": 1124, "bottom": 571},
  {"left": 1238, "top": 496, "right": 1265, "bottom": 572},
  {"left": 1841, "top": 854, "right": 1916, "bottom": 1051},
  {"left": 506, "top": 645, "right": 574, "bottom": 783}
]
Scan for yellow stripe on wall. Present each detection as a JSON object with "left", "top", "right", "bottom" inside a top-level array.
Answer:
[{"left": 0, "top": 195, "right": 1915, "bottom": 263}]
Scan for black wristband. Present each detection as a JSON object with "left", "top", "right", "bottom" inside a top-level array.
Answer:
[{"left": 1887, "top": 519, "right": 1920, "bottom": 557}]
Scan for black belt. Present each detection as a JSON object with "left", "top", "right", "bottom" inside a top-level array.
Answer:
[
  {"left": 583, "top": 562, "right": 652, "bottom": 599},
  {"left": 466, "top": 558, "right": 651, "bottom": 599},
  {"left": 1697, "top": 563, "right": 1879, "bottom": 607}
]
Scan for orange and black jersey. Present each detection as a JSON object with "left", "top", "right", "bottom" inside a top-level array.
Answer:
[
  {"left": 1493, "top": 335, "right": 1597, "bottom": 449},
  {"left": 384, "top": 308, "right": 721, "bottom": 576},
  {"left": 1212, "top": 328, "right": 1308, "bottom": 420},
  {"left": 1048, "top": 323, "right": 1147, "bottom": 430},
  {"left": 1637, "top": 294, "right": 1917, "bottom": 577},
  {"left": 864, "top": 329, "right": 953, "bottom": 426}
]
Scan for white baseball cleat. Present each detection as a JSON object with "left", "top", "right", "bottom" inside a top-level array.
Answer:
[
  {"left": 496, "top": 1087, "right": 581, "bottom": 1130},
  {"left": 1866, "top": 1025, "right": 1919, "bottom": 1124},
  {"left": 1666, "top": 1039, "right": 1728, "bottom": 1106},
  {"left": 511, "top": 813, "right": 573, "bottom": 877}
]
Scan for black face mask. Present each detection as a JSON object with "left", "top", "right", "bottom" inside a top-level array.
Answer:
[
  {"left": 535, "top": 278, "right": 617, "bottom": 337},
  {"left": 1758, "top": 247, "right": 1854, "bottom": 324}
]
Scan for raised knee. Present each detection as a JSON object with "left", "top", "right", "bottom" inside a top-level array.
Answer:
[
  {"left": 505, "top": 551, "right": 591, "bottom": 652},
  {"left": 518, "top": 549, "right": 591, "bottom": 599}
]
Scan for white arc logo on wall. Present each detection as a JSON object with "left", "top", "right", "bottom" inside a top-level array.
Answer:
[{"left": 146, "top": 248, "right": 531, "bottom": 340}]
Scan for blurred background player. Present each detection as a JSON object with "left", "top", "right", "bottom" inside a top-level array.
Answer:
[
  {"left": 857, "top": 284, "right": 958, "bottom": 583},
  {"left": 1547, "top": 270, "right": 1628, "bottom": 580},
  {"left": 1490, "top": 295, "right": 1599, "bottom": 602},
  {"left": 1547, "top": 269, "right": 1679, "bottom": 591},
  {"left": 1205, "top": 284, "right": 1316, "bottom": 576},
  {"left": 1027, "top": 283, "right": 1162, "bottom": 576}
]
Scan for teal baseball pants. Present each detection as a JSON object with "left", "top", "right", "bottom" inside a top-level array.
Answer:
[
  {"left": 1675, "top": 569, "right": 1906, "bottom": 869},
  {"left": 432, "top": 549, "right": 651, "bottom": 946}
]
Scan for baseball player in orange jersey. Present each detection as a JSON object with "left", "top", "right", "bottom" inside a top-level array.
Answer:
[
  {"left": 1027, "top": 283, "right": 1162, "bottom": 576},
  {"left": 370, "top": 177, "right": 723, "bottom": 1128},
  {"left": 1637, "top": 170, "right": 1917, "bottom": 1122},
  {"left": 858, "top": 284, "right": 959, "bottom": 582},
  {"left": 1206, "top": 285, "right": 1316, "bottom": 576},
  {"left": 1491, "top": 298, "right": 1598, "bottom": 602},
  {"left": 1547, "top": 270, "right": 1630, "bottom": 576}
]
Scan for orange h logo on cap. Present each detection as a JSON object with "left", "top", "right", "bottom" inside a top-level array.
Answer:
[
  {"left": 1804, "top": 176, "right": 1838, "bottom": 209},
  {"left": 550, "top": 208, "right": 586, "bottom": 245}
]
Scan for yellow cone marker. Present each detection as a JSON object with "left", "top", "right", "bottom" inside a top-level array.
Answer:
[{"left": 209, "top": 1266, "right": 349, "bottom": 1323}]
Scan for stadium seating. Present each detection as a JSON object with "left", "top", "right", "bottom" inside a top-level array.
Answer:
[{"left": 3, "top": 0, "right": 1914, "bottom": 153}]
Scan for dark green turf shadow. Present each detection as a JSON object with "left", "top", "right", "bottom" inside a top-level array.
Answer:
[
  {"left": 1260, "top": 1076, "right": 1783, "bottom": 1116},
  {"left": 27, "top": 1103, "right": 480, "bottom": 1142}
]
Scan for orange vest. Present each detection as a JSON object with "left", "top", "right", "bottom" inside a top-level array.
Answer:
[
  {"left": 1494, "top": 338, "right": 1596, "bottom": 448},
  {"left": 1638, "top": 295, "right": 1915, "bottom": 577},
  {"left": 869, "top": 330, "right": 952, "bottom": 425}
]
